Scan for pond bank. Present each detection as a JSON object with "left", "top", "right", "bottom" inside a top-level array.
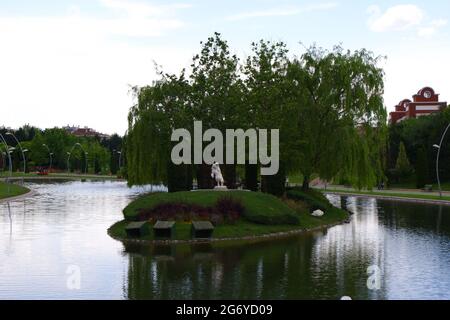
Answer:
[
  {"left": 325, "top": 190, "right": 450, "bottom": 206},
  {"left": 0, "top": 182, "right": 33, "bottom": 203},
  {"left": 108, "top": 216, "right": 351, "bottom": 246}
]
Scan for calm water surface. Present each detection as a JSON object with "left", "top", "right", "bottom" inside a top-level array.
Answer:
[{"left": 1, "top": 180, "right": 450, "bottom": 300}]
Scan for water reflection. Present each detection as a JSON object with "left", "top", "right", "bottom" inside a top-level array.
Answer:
[
  {"left": 123, "top": 195, "right": 450, "bottom": 300},
  {"left": 1, "top": 182, "right": 450, "bottom": 300}
]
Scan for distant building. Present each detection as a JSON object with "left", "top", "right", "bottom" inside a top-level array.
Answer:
[
  {"left": 64, "top": 125, "right": 110, "bottom": 139},
  {"left": 389, "top": 87, "right": 447, "bottom": 124}
]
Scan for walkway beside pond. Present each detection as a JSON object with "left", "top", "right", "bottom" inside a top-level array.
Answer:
[{"left": 317, "top": 184, "right": 450, "bottom": 205}]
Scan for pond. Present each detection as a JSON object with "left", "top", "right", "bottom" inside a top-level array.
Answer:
[{"left": 1, "top": 180, "right": 450, "bottom": 300}]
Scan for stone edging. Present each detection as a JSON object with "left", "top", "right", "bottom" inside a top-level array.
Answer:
[
  {"left": 108, "top": 217, "right": 351, "bottom": 246},
  {"left": 0, "top": 188, "right": 35, "bottom": 204},
  {"left": 325, "top": 191, "right": 450, "bottom": 206}
]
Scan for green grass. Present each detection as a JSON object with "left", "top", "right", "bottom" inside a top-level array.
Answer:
[
  {"left": 0, "top": 181, "right": 30, "bottom": 200},
  {"left": 109, "top": 189, "right": 350, "bottom": 242},
  {"left": 123, "top": 190, "right": 300, "bottom": 225},
  {"left": 323, "top": 188, "right": 450, "bottom": 202}
]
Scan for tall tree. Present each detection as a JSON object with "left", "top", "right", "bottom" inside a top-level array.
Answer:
[
  {"left": 395, "top": 141, "right": 413, "bottom": 179},
  {"left": 287, "top": 45, "right": 386, "bottom": 190},
  {"left": 189, "top": 32, "right": 243, "bottom": 189}
]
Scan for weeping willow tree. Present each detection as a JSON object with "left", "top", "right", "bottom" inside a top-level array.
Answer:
[
  {"left": 127, "top": 73, "right": 192, "bottom": 188},
  {"left": 286, "top": 45, "right": 387, "bottom": 190},
  {"left": 126, "top": 35, "right": 387, "bottom": 193}
]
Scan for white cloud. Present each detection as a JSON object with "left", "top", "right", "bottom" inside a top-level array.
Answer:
[
  {"left": 226, "top": 2, "right": 338, "bottom": 21},
  {"left": 418, "top": 18, "right": 448, "bottom": 37},
  {"left": 100, "top": 0, "right": 191, "bottom": 19},
  {"left": 367, "top": 4, "right": 424, "bottom": 32},
  {"left": 367, "top": 4, "right": 447, "bottom": 37}
]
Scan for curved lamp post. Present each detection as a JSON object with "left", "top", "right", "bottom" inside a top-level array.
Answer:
[
  {"left": 6, "top": 132, "right": 27, "bottom": 174},
  {"left": 42, "top": 144, "right": 53, "bottom": 172},
  {"left": 42, "top": 143, "right": 53, "bottom": 173},
  {"left": 67, "top": 143, "right": 88, "bottom": 174},
  {"left": 114, "top": 150, "right": 122, "bottom": 169},
  {"left": 0, "top": 133, "right": 13, "bottom": 183},
  {"left": 433, "top": 123, "right": 450, "bottom": 198}
]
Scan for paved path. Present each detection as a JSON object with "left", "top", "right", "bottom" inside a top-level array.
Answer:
[{"left": 315, "top": 184, "right": 450, "bottom": 197}]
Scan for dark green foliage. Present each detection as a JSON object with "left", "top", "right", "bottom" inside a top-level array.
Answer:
[
  {"left": 287, "top": 188, "right": 331, "bottom": 212},
  {"left": 126, "top": 34, "right": 386, "bottom": 193},
  {"left": 167, "top": 162, "right": 193, "bottom": 193},
  {"left": 245, "top": 163, "right": 258, "bottom": 191},
  {"left": 395, "top": 142, "right": 413, "bottom": 178},
  {"left": 415, "top": 147, "right": 429, "bottom": 189},
  {"left": 387, "top": 108, "right": 450, "bottom": 185},
  {"left": 261, "top": 164, "right": 286, "bottom": 196}
]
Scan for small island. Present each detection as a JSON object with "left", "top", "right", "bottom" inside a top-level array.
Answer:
[{"left": 108, "top": 188, "right": 350, "bottom": 244}]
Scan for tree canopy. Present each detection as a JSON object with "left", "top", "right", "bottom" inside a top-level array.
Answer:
[{"left": 126, "top": 33, "right": 387, "bottom": 193}]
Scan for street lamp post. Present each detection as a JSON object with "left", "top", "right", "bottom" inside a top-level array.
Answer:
[
  {"left": 0, "top": 134, "right": 13, "bottom": 189},
  {"left": 67, "top": 143, "right": 87, "bottom": 174},
  {"left": 67, "top": 152, "right": 71, "bottom": 174},
  {"left": 433, "top": 123, "right": 450, "bottom": 198},
  {"left": 43, "top": 144, "right": 53, "bottom": 172},
  {"left": 113, "top": 149, "right": 122, "bottom": 176},
  {"left": 6, "top": 132, "right": 27, "bottom": 174},
  {"left": 85, "top": 152, "right": 88, "bottom": 174}
]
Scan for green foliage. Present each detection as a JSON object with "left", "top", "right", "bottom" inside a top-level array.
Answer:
[
  {"left": 395, "top": 142, "right": 413, "bottom": 178},
  {"left": 387, "top": 108, "right": 450, "bottom": 185},
  {"left": 123, "top": 191, "right": 300, "bottom": 225},
  {"left": 126, "top": 34, "right": 387, "bottom": 193},
  {"left": 1, "top": 126, "right": 114, "bottom": 174},
  {"left": 286, "top": 188, "right": 333, "bottom": 212},
  {"left": 415, "top": 147, "right": 429, "bottom": 188}
]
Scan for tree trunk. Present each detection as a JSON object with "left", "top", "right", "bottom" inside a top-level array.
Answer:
[
  {"left": 224, "top": 164, "right": 236, "bottom": 189},
  {"left": 196, "top": 163, "right": 213, "bottom": 189},
  {"left": 302, "top": 175, "right": 310, "bottom": 191},
  {"left": 245, "top": 163, "right": 258, "bottom": 191}
]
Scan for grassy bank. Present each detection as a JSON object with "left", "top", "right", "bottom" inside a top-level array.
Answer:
[
  {"left": 0, "top": 182, "right": 30, "bottom": 200},
  {"left": 109, "top": 189, "right": 350, "bottom": 242}
]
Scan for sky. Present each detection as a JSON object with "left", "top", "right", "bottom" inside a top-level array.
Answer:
[{"left": 0, "top": 0, "right": 449, "bottom": 135}]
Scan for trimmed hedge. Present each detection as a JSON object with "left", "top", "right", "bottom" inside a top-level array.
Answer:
[
  {"left": 123, "top": 190, "right": 300, "bottom": 225},
  {"left": 286, "top": 188, "right": 333, "bottom": 212}
]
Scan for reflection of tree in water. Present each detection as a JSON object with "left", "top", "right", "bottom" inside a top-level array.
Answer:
[
  {"left": 123, "top": 232, "right": 381, "bottom": 299},
  {"left": 124, "top": 196, "right": 410, "bottom": 299}
]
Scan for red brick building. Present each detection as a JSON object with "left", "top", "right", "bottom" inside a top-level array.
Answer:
[{"left": 389, "top": 87, "right": 447, "bottom": 124}]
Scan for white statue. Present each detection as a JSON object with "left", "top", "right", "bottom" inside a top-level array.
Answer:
[{"left": 211, "top": 161, "right": 225, "bottom": 188}]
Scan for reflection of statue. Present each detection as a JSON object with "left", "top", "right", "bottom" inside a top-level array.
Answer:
[{"left": 211, "top": 162, "right": 225, "bottom": 188}]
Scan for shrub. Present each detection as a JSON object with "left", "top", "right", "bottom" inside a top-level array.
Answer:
[
  {"left": 215, "top": 196, "right": 244, "bottom": 224},
  {"left": 286, "top": 188, "right": 331, "bottom": 212},
  {"left": 124, "top": 191, "right": 300, "bottom": 226}
]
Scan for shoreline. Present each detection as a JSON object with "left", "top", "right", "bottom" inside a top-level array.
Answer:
[
  {"left": 324, "top": 191, "right": 450, "bottom": 206},
  {"left": 107, "top": 216, "right": 351, "bottom": 246},
  {"left": 0, "top": 188, "right": 35, "bottom": 204},
  {"left": 0, "top": 176, "right": 124, "bottom": 182}
]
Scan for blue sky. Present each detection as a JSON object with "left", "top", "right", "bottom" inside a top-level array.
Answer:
[{"left": 1, "top": 0, "right": 449, "bottom": 134}]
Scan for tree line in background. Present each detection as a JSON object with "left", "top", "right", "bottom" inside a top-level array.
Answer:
[
  {"left": 387, "top": 108, "right": 450, "bottom": 189},
  {"left": 126, "top": 33, "right": 387, "bottom": 194},
  {"left": 0, "top": 125, "right": 123, "bottom": 175}
]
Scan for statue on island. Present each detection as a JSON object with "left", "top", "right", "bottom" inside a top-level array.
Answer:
[{"left": 211, "top": 161, "right": 226, "bottom": 189}]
